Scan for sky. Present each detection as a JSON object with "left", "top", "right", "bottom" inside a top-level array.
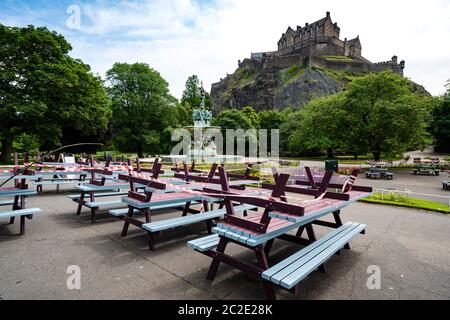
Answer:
[{"left": 1, "top": 0, "right": 449, "bottom": 98}]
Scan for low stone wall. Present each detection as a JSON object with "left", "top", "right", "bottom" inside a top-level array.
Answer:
[{"left": 307, "top": 55, "right": 403, "bottom": 75}]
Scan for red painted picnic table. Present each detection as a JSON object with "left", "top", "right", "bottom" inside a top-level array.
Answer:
[{"left": 191, "top": 168, "right": 372, "bottom": 299}]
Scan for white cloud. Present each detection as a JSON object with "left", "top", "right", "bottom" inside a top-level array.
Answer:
[{"left": 3, "top": 0, "right": 450, "bottom": 97}]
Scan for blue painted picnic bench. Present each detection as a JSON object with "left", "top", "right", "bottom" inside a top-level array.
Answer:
[
  {"left": 0, "top": 208, "right": 42, "bottom": 235},
  {"left": 261, "top": 222, "right": 366, "bottom": 290},
  {"left": 188, "top": 168, "right": 372, "bottom": 299},
  {"left": 0, "top": 200, "right": 15, "bottom": 207}
]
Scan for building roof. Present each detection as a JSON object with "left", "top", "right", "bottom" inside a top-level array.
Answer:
[{"left": 347, "top": 37, "right": 361, "bottom": 48}]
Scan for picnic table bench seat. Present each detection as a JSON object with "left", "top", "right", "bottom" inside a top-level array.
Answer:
[
  {"left": 121, "top": 191, "right": 202, "bottom": 209},
  {"left": 0, "top": 200, "right": 15, "bottom": 207},
  {"left": 0, "top": 208, "right": 41, "bottom": 220},
  {"left": 262, "top": 222, "right": 366, "bottom": 290},
  {"left": 33, "top": 180, "right": 86, "bottom": 186},
  {"left": 85, "top": 200, "right": 123, "bottom": 208},
  {"left": 188, "top": 234, "right": 220, "bottom": 252},
  {"left": 0, "top": 188, "right": 36, "bottom": 197},
  {"left": 76, "top": 182, "right": 130, "bottom": 192},
  {"left": 143, "top": 204, "right": 256, "bottom": 233},
  {"left": 68, "top": 191, "right": 129, "bottom": 200},
  {"left": 109, "top": 199, "right": 203, "bottom": 217},
  {"left": 0, "top": 208, "right": 42, "bottom": 235}
]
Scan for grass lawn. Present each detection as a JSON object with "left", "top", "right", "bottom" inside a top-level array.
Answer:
[
  {"left": 360, "top": 192, "right": 450, "bottom": 214},
  {"left": 322, "top": 55, "right": 353, "bottom": 61},
  {"left": 289, "top": 154, "right": 403, "bottom": 165}
]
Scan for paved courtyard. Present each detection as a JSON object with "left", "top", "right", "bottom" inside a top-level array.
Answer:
[{"left": 1, "top": 177, "right": 449, "bottom": 300}]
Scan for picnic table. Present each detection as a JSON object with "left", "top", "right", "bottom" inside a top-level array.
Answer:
[
  {"left": 413, "top": 166, "right": 440, "bottom": 176},
  {"left": 0, "top": 187, "right": 40, "bottom": 235},
  {"left": 113, "top": 169, "right": 265, "bottom": 250},
  {"left": 365, "top": 167, "right": 394, "bottom": 180},
  {"left": 189, "top": 169, "right": 372, "bottom": 299},
  {"left": 443, "top": 181, "right": 450, "bottom": 191}
]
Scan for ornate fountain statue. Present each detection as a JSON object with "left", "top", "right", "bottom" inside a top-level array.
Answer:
[{"left": 189, "top": 81, "right": 218, "bottom": 159}]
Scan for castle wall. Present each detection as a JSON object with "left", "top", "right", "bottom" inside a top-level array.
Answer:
[
  {"left": 310, "top": 38, "right": 345, "bottom": 57},
  {"left": 307, "top": 55, "right": 404, "bottom": 75},
  {"left": 263, "top": 54, "right": 305, "bottom": 72}
]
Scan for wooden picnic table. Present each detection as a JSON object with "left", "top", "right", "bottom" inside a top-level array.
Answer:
[
  {"left": 115, "top": 169, "right": 268, "bottom": 250},
  {"left": 189, "top": 168, "right": 372, "bottom": 299},
  {"left": 0, "top": 187, "right": 39, "bottom": 235},
  {"left": 413, "top": 166, "right": 440, "bottom": 176},
  {"left": 365, "top": 167, "right": 394, "bottom": 180}
]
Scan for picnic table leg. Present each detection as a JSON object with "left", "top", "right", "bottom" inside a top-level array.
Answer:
[
  {"left": 19, "top": 215, "right": 26, "bottom": 235},
  {"left": 255, "top": 245, "right": 276, "bottom": 300},
  {"left": 182, "top": 202, "right": 192, "bottom": 217},
  {"left": 147, "top": 231, "right": 156, "bottom": 251},
  {"left": 264, "top": 239, "right": 275, "bottom": 255},
  {"left": 305, "top": 224, "right": 316, "bottom": 241},
  {"left": 90, "top": 192, "right": 97, "bottom": 223},
  {"left": 13, "top": 195, "right": 20, "bottom": 210},
  {"left": 37, "top": 177, "right": 43, "bottom": 194},
  {"left": 19, "top": 195, "right": 26, "bottom": 210},
  {"left": 333, "top": 210, "right": 350, "bottom": 250},
  {"left": 296, "top": 226, "right": 305, "bottom": 237},
  {"left": 206, "top": 238, "right": 229, "bottom": 281},
  {"left": 144, "top": 208, "right": 151, "bottom": 224},
  {"left": 9, "top": 217, "right": 15, "bottom": 225},
  {"left": 206, "top": 220, "right": 213, "bottom": 235},
  {"left": 76, "top": 192, "right": 86, "bottom": 216},
  {"left": 121, "top": 206, "right": 135, "bottom": 237}
]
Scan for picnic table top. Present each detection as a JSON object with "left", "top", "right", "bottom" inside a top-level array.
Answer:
[
  {"left": 0, "top": 175, "right": 40, "bottom": 181},
  {"left": 214, "top": 189, "right": 372, "bottom": 247},
  {"left": 76, "top": 182, "right": 131, "bottom": 192}
]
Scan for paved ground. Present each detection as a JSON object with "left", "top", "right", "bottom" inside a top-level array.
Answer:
[{"left": 1, "top": 180, "right": 450, "bottom": 300}]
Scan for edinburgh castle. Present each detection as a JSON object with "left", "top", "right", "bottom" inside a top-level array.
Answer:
[{"left": 211, "top": 12, "right": 408, "bottom": 113}]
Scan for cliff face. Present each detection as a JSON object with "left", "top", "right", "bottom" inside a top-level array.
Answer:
[
  {"left": 211, "top": 63, "right": 348, "bottom": 114},
  {"left": 210, "top": 60, "right": 428, "bottom": 114}
]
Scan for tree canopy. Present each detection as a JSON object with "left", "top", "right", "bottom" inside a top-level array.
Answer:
[
  {"left": 283, "top": 71, "right": 434, "bottom": 160},
  {"left": 431, "top": 80, "right": 450, "bottom": 153},
  {"left": 106, "top": 62, "right": 177, "bottom": 157},
  {"left": 0, "top": 24, "right": 111, "bottom": 162},
  {"left": 181, "top": 75, "right": 211, "bottom": 110}
]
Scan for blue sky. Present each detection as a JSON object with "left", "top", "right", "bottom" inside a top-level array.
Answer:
[{"left": 1, "top": 0, "right": 449, "bottom": 98}]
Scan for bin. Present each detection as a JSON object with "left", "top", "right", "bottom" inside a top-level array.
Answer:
[{"left": 325, "top": 160, "right": 338, "bottom": 172}]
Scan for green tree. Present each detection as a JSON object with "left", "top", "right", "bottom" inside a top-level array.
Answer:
[
  {"left": 341, "top": 71, "right": 432, "bottom": 160},
  {"left": 0, "top": 24, "right": 111, "bottom": 163},
  {"left": 212, "top": 109, "right": 253, "bottom": 130},
  {"left": 287, "top": 71, "right": 434, "bottom": 160},
  {"left": 431, "top": 80, "right": 450, "bottom": 152},
  {"left": 259, "top": 109, "right": 291, "bottom": 155},
  {"left": 106, "top": 63, "right": 177, "bottom": 157},
  {"left": 241, "top": 106, "right": 260, "bottom": 128},
  {"left": 181, "top": 75, "right": 211, "bottom": 109},
  {"left": 285, "top": 95, "right": 347, "bottom": 158}
]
